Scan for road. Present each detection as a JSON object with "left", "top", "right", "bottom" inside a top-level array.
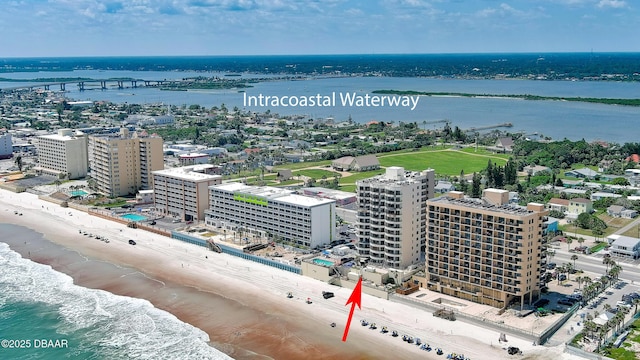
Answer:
[
  {"left": 552, "top": 250, "right": 640, "bottom": 284},
  {"left": 614, "top": 215, "right": 640, "bottom": 236}
]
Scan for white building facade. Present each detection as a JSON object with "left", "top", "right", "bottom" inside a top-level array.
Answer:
[
  {"left": 356, "top": 166, "right": 435, "bottom": 269},
  {"left": 0, "top": 133, "right": 12, "bottom": 159},
  {"left": 205, "top": 183, "right": 336, "bottom": 249},
  {"left": 153, "top": 165, "right": 222, "bottom": 221},
  {"left": 35, "top": 129, "right": 88, "bottom": 179}
]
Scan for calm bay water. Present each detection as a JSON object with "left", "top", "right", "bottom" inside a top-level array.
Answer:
[
  {"left": 1, "top": 70, "right": 639, "bottom": 143},
  {"left": 0, "top": 224, "right": 231, "bottom": 360}
]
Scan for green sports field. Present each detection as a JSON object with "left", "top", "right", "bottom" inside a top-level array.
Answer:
[{"left": 378, "top": 149, "right": 507, "bottom": 175}]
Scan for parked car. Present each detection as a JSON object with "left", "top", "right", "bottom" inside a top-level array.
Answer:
[
  {"left": 558, "top": 299, "right": 575, "bottom": 306},
  {"left": 547, "top": 263, "right": 557, "bottom": 270},
  {"left": 322, "top": 291, "right": 335, "bottom": 299},
  {"left": 533, "top": 298, "right": 550, "bottom": 308}
]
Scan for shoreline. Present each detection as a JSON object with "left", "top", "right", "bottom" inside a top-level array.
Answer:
[{"left": 0, "top": 189, "right": 576, "bottom": 360}]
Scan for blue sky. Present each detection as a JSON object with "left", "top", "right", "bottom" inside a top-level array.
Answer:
[{"left": 2, "top": 0, "right": 637, "bottom": 57}]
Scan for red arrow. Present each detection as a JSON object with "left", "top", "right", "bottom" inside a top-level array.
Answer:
[{"left": 342, "top": 277, "right": 363, "bottom": 342}]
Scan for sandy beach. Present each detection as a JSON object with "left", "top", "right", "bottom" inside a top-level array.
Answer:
[{"left": 0, "top": 189, "right": 580, "bottom": 360}]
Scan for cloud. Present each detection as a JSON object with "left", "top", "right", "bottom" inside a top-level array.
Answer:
[{"left": 597, "top": 0, "right": 626, "bottom": 8}]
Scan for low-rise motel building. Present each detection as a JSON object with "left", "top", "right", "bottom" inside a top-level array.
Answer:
[
  {"left": 152, "top": 164, "right": 222, "bottom": 221},
  {"left": 425, "top": 189, "right": 548, "bottom": 309},
  {"left": 205, "top": 183, "right": 336, "bottom": 249}
]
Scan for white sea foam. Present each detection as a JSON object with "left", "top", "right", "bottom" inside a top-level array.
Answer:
[{"left": 0, "top": 242, "right": 233, "bottom": 360}]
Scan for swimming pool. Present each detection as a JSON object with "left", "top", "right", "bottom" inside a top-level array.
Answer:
[
  {"left": 70, "top": 190, "right": 88, "bottom": 197},
  {"left": 121, "top": 214, "right": 148, "bottom": 222},
  {"left": 313, "top": 258, "right": 335, "bottom": 267}
]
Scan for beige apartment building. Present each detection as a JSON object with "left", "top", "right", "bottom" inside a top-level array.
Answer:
[
  {"left": 356, "top": 166, "right": 435, "bottom": 269},
  {"left": 35, "top": 129, "right": 88, "bottom": 179},
  {"left": 153, "top": 164, "right": 222, "bottom": 221},
  {"left": 88, "top": 128, "right": 163, "bottom": 197},
  {"left": 426, "top": 189, "right": 548, "bottom": 309}
]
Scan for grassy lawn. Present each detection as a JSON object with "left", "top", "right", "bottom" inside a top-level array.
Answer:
[
  {"left": 589, "top": 242, "right": 608, "bottom": 253},
  {"left": 378, "top": 149, "right": 507, "bottom": 175},
  {"left": 604, "top": 318, "right": 640, "bottom": 360},
  {"left": 339, "top": 184, "right": 356, "bottom": 193},
  {"left": 621, "top": 225, "right": 640, "bottom": 238},
  {"left": 339, "top": 169, "right": 385, "bottom": 185},
  {"left": 560, "top": 213, "right": 630, "bottom": 238},
  {"left": 459, "top": 147, "right": 511, "bottom": 160},
  {"left": 605, "top": 345, "right": 637, "bottom": 360},
  {"left": 294, "top": 169, "right": 341, "bottom": 179},
  {"left": 276, "top": 179, "right": 305, "bottom": 186},
  {"left": 274, "top": 160, "right": 331, "bottom": 171}
]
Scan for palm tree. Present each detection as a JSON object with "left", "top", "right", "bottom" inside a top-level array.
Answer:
[
  {"left": 14, "top": 155, "right": 23, "bottom": 172},
  {"left": 609, "top": 264, "right": 622, "bottom": 280},
  {"left": 566, "top": 237, "right": 573, "bottom": 251},
  {"left": 599, "top": 275, "right": 609, "bottom": 290},
  {"left": 603, "top": 254, "right": 613, "bottom": 272},
  {"left": 575, "top": 276, "right": 583, "bottom": 290},
  {"left": 633, "top": 298, "right": 640, "bottom": 315},
  {"left": 577, "top": 237, "right": 585, "bottom": 247},
  {"left": 571, "top": 254, "right": 579, "bottom": 269},
  {"left": 565, "top": 262, "right": 574, "bottom": 281}
]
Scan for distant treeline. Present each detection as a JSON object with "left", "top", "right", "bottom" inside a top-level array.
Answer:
[
  {"left": 1, "top": 53, "right": 640, "bottom": 80},
  {"left": 372, "top": 90, "right": 640, "bottom": 107},
  {"left": 0, "top": 77, "right": 94, "bottom": 82}
]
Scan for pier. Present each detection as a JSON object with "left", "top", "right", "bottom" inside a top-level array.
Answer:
[{"left": 464, "top": 122, "right": 513, "bottom": 132}]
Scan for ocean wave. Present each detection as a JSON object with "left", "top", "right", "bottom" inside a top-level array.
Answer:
[{"left": 0, "top": 242, "right": 232, "bottom": 360}]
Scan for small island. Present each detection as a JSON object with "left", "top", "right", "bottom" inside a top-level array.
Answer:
[{"left": 372, "top": 90, "right": 640, "bottom": 107}]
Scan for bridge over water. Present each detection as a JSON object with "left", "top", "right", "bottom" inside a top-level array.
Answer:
[{"left": 0, "top": 78, "right": 180, "bottom": 92}]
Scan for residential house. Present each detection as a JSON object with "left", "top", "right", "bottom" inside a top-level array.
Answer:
[
  {"left": 608, "top": 205, "right": 638, "bottom": 219},
  {"left": 564, "top": 168, "right": 599, "bottom": 179},
  {"left": 434, "top": 180, "right": 455, "bottom": 194},
  {"left": 547, "top": 198, "right": 570, "bottom": 213},
  {"left": 568, "top": 198, "right": 593, "bottom": 217},
  {"left": 590, "top": 192, "right": 623, "bottom": 201},
  {"left": 523, "top": 165, "right": 550, "bottom": 176}
]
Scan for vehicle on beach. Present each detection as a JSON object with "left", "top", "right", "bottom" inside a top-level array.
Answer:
[
  {"left": 322, "top": 291, "right": 334, "bottom": 299},
  {"left": 128, "top": 239, "right": 136, "bottom": 245}
]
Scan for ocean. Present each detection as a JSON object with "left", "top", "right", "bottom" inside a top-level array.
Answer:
[{"left": 0, "top": 224, "right": 231, "bottom": 360}]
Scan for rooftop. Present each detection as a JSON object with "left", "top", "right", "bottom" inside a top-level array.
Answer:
[
  {"left": 428, "top": 196, "right": 542, "bottom": 216},
  {"left": 212, "top": 182, "right": 335, "bottom": 206},
  {"left": 612, "top": 235, "right": 640, "bottom": 248},
  {"left": 153, "top": 165, "right": 221, "bottom": 182}
]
